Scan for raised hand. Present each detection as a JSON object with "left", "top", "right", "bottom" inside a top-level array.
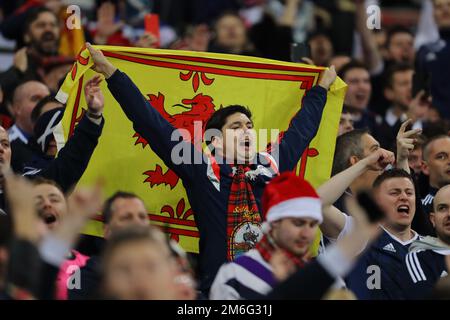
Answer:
[
  {"left": 3, "top": 168, "right": 40, "bottom": 243},
  {"left": 84, "top": 75, "right": 105, "bottom": 114},
  {"left": 269, "top": 249, "right": 297, "bottom": 282},
  {"left": 86, "top": 42, "right": 117, "bottom": 78},
  {"left": 362, "top": 148, "right": 395, "bottom": 171},
  {"left": 13, "top": 47, "right": 28, "bottom": 73},
  {"left": 396, "top": 119, "right": 422, "bottom": 173},
  {"left": 52, "top": 180, "right": 104, "bottom": 246},
  {"left": 318, "top": 65, "right": 337, "bottom": 90}
]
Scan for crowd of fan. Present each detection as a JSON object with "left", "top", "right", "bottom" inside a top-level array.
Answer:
[{"left": 0, "top": 0, "right": 449, "bottom": 300}]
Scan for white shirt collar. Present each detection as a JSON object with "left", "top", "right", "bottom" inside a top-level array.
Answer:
[
  {"left": 385, "top": 108, "right": 407, "bottom": 127},
  {"left": 380, "top": 225, "right": 419, "bottom": 246},
  {"left": 8, "top": 125, "right": 29, "bottom": 144}
]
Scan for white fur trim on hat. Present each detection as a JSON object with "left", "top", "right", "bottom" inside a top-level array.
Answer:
[{"left": 266, "top": 197, "right": 322, "bottom": 224}]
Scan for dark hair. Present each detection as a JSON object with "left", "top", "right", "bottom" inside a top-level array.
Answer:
[
  {"left": 24, "top": 6, "right": 58, "bottom": 35},
  {"left": 31, "top": 95, "right": 60, "bottom": 123},
  {"left": 341, "top": 105, "right": 352, "bottom": 114},
  {"left": 422, "top": 119, "right": 450, "bottom": 140},
  {"left": 204, "top": 105, "right": 252, "bottom": 146},
  {"left": 373, "top": 168, "right": 413, "bottom": 189},
  {"left": 423, "top": 135, "right": 450, "bottom": 161},
  {"left": 386, "top": 25, "right": 413, "bottom": 49},
  {"left": 332, "top": 129, "right": 369, "bottom": 176},
  {"left": 338, "top": 60, "right": 369, "bottom": 80},
  {"left": 103, "top": 191, "right": 143, "bottom": 224},
  {"left": 307, "top": 29, "right": 332, "bottom": 43},
  {"left": 383, "top": 62, "right": 413, "bottom": 89},
  {"left": 413, "top": 134, "right": 426, "bottom": 151},
  {"left": 31, "top": 176, "right": 64, "bottom": 195}
]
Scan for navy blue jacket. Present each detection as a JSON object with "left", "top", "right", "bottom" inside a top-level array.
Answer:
[
  {"left": 22, "top": 114, "right": 104, "bottom": 193},
  {"left": 346, "top": 229, "right": 421, "bottom": 300},
  {"left": 401, "top": 249, "right": 449, "bottom": 299},
  {"left": 106, "top": 70, "right": 328, "bottom": 292}
]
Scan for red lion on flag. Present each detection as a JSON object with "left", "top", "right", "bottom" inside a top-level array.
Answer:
[{"left": 133, "top": 92, "right": 217, "bottom": 189}]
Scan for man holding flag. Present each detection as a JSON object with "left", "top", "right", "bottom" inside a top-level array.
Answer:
[{"left": 86, "top": 43, "right": 337, "bottom": 294}]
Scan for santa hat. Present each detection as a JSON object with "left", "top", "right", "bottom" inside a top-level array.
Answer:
[{"left": 262, "top": 172, "right": 322, "bottom": 232}]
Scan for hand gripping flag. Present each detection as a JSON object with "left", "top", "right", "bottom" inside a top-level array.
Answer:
[{"left": 56, "top": 45, "right": 347, "bottom": 253}]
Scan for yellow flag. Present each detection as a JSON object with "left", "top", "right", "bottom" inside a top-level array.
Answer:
[{"left": 57, "top": 45, "right": 347, "bottom": 253}]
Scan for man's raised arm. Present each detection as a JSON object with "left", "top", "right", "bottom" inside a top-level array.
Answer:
[
  {"left": 317, "top": 148, "right": 394, "bottom": 239},
  {"left": 270, "top": 66, "right": 337, "bottom": 172},
  {"left": 86, "top": 43, "right": 195, "bottom": 182}
]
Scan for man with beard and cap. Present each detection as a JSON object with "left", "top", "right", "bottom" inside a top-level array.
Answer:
[
  {"left": 0, "top": 6, "right": 68, "bottom": 98},
  {"left": 210, "top": 172, "right": 322, "bottom": 299}
]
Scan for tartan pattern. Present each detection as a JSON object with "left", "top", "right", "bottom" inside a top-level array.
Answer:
[
  {"left": 227, "top": 165, "right": 262, "bottom": 261},
  {"left": 256, "top": 234, "right": 307, "bottom": 269}
]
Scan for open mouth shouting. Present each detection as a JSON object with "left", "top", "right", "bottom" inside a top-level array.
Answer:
[
  {"left": 397, "top": 204, "right": 410, "bottom": 218},
  {"left": 39, "top": 209, "right": 58, "bottom": 227}
]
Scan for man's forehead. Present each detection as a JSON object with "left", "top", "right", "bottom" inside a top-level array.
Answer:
[
  {"left": 390, "top": 32, "right": 413, "bottom": 42},
  {"left": 20, "top": 81, "right": 49, "bottom": 96},
  {"left": 435, "top": 186, "right": 450, "bottom": 204},
  {"left": 33, "top": 12, "right": 57, "bottom": 23},
  {"left": 0, "top": 128, "right": 8, "bottom": 140},
  {"left": 362, "top": 133, "right": 379, "bottom": 148},
  {"left": 381, "top": 177, "right": 414, "bottom": 189},
  {"left": 345, "top": 68, "right": 369, "bottom": 80},
  {"left": 225, "top": 112, "right": 252, "bottom": 124},
  {"left": 113, "top": 197, "right": 146, "bottom": 210},
  {"left": 429, "top": 138, "right": 450, "bottom": 154},
  {"left": 34, "top": 183, "right": 64, "bottom": 197}
]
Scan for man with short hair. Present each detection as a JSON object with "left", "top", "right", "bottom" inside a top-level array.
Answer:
[
  {"left": 102, "top": 191, "right": 150, "bottom": 239},
  {"left": 8, "top": 80, "right": 50, "bottom": 172},
  {"left": 208, "top": 12, "right": 258, "bottom": 56},
  {"left": 385, "top": 26, "right": 415, "bottom": 65},
  {"left": 87, "top": 43, "right": 337, "bottom": 294},
  {"left": 331, "top": 129, "right": 382, "bottom": 211},
  {"left": 402, "top": 184, "right": 450, "bottom": 299},
  {"left": 69, "top": 191, "right": 150, "bottom": 300},
  {"left": 338, "top": 61, "right": 381, "bottom": 131},
  {"left": 32, "top": 177, "right": 90, "bottom": 300},
  {"left": 421, "top": 135, "right": 450, "bottom": 215},
  {"left": 338, "top": 106, "right": 354, "bottom": 136},
  {"left": 320, "top": 167, "right": 422, "bottom": 299},
  {"left": 374, "top": 63, "right": 417, "bottom": 149},
  {"left": 210, "top": 173, "right": 322, "bottom": 299}
]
